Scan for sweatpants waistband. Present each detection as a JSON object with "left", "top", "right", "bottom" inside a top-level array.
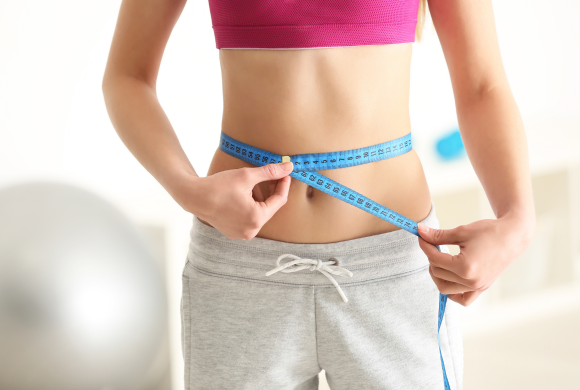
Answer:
[{"left": 186, "top": 199, "right": 441, "bottom": 287}]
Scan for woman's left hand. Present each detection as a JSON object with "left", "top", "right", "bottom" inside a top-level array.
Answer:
[{"left": 417, "top": 215, "right": 534, "bottom": 306}]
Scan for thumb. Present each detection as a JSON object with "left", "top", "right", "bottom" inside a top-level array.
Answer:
[
  {"left": 417, "top": 223, "right": 461, "bottom": 245},
  {"left": 246, "top": 162, "right": 294, "bottom": 185}
]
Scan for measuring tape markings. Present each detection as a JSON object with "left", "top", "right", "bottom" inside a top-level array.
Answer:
[
  {"left": 219, "top": 131, "right": 451, "bottom": 390},
  {"left": 220, "top": 131, "right": 413, "bottom": 172},
  {"left": 289, "top": 133, "right": 413, "bottom": 171},
  {"left": 289, "top": 169, "right": 420, "bottom": 235},
  {"left": 219, "top": 132, "right": 418, "bottom": 234}
]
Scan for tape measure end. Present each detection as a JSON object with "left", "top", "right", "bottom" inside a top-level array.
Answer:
[{"left": 282, "top": 156, "right": 291, "bottom": 163}]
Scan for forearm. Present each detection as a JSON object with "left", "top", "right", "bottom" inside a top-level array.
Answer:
[
  {"left": 456, "top": 86, "right": 536, "bottom": 239},
  {"left": 102, "top": 74, "right": 200, "bottom": 207}
]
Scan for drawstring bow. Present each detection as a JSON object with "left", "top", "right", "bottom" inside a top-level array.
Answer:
[{"left": 265, "top": 254, "right": 353, "bottom": 302}]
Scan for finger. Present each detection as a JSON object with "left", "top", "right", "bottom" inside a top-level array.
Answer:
[
  {"left": 418, "top": 236, "right": 469, "bottom": 276},
  {"left": 422, "top": 241, "right": 480, "bottom": 284},
  {"left": 252, "top": 184, "right": 265, "bottom": 202},
  {"left": 245, "top": 162, "right": 294, "bottom": 185},
  {"left": 428, "top": 267, "right": 477, "bottom": 295},
  {"left": 268, "top": 180, "right": 276, "bottom": 198},
  {"left": 259, "top": 176, "right": 291, "bottom": 219},
  {"left": 417, "top": 223, "right": 467, "bottom": 246},
  {"left": 448, "top": 290, "right": 483, "bottom": 307},
  {"left": 418, "top": 236, "right": 457, "bottom": 271},
  {"left": 430, "top": 265, "right": 475, "bottom": 288}
]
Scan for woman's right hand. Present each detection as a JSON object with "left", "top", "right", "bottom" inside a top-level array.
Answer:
[{"left": 180, "top": 161, "right": 294, "bottom": 240}]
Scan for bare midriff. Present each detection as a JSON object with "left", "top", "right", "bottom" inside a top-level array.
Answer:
[{"left": 199, "top": 43, "right": 433, "bottom": 243}]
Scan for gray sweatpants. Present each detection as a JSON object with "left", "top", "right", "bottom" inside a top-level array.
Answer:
[{"left": 181, "top": 200, "right": 464, "bottom": 390}]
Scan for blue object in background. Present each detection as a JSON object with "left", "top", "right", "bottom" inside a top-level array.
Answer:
[{"left": 435, "top": 128, "right": 465, "bottom": 161}]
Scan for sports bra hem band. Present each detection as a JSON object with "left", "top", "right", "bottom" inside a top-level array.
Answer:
[
  {"left": 212, "top": 21, "right": 417, "bottom": 29},
  {"left": 213, "top": 21, "right": 417, "bottom": 49}
]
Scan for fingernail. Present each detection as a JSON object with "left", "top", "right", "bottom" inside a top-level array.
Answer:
[
  {"left": 418, "top": 223, "right": 429, "bottom": 233},
  {"left": 279, "top": 162, "right": 293, "bottom": 171}
]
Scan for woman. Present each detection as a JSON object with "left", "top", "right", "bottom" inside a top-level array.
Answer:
[{"left": 102, "top": 0, "right": 536, "bottom": 388}]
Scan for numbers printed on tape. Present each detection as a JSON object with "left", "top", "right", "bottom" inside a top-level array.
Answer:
[{"left": 219, "top": 132, "right": 417, "bottom": 235}]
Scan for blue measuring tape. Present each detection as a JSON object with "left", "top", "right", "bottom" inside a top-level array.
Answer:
[{"left": 219, "top": 131, "right": 451, "bottom": 390}]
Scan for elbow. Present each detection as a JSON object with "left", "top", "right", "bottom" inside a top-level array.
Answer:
[
  {"left": 101, "top": 71, "right": 155, "bottom": 101},
  {"left": 101, "top": 69, "right": 111, "bottom": 105},
  {"left": 101, "top": 71, "right": 126, "bottom": 109},
  {"left": 456, "top": 75, "right": 510, "bottom": 107},
  {"left": 101, "top": 74, "right": 108, "bottom": 96},
  {"left": 101, "top": 65, "right": 125, "bottom": 102},
  {"left": 101, "top": 70, "right": 115, "bottom": 103},
  {"left": 472, "top": 80, "right": 499, "bottom": 101},
  {"left": 101, "top": 69, "right": 126, "bottom": 116}
]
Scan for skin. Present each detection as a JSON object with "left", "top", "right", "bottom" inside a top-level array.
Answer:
[{"left": 102, "top": 0, "right": 536, "bottom": 306}]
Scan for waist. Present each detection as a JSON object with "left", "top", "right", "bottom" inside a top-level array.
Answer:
[
  {"left": 204, "top": 129, "right": 432, "bottom": 243},
  {"left": 204, "top": 45, "right": 426, "bottom": 243}
]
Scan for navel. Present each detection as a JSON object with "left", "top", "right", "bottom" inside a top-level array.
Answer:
[{"left": 306, "top": 185, "right": 314, "bottom": 199}]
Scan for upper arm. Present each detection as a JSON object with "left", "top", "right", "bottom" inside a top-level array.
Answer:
[
  {"left": 103, "top": 0, "right": 187, "bottom": 90},
  {"left": 427, "top": 0, "right": 510, "bottom": 103}
]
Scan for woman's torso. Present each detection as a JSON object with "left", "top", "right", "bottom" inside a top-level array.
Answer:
[{"left": 200, "top": 43, "right": 433, "bottom": 243}]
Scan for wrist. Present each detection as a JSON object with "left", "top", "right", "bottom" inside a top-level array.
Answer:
[
  {"left": 164, "top": 170, "right": 205, "bottom": 214},
  {"left": 499, "top": 206, "right": 536, "bottom": 247}
]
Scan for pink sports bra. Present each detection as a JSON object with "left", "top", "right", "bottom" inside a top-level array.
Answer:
[{"left": 208, "top": 0, "right": 421, "bottom": 49}]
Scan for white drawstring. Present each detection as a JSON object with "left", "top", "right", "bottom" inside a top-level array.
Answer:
[{"left": 265, "top": 254, "right": 354, "bottom": 302}]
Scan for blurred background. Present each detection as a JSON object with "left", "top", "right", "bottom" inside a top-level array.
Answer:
[{"left": 0, "top": 0, "right": 578, "bottom": 389}]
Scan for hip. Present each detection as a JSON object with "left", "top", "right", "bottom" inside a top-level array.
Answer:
[{"left": 188, "top": 198, "right": 441, "bottom": 288}]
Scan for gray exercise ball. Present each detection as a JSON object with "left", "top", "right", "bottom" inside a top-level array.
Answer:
[{"left": 0, "top": 181, "right": 168, "bottom": 390}]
